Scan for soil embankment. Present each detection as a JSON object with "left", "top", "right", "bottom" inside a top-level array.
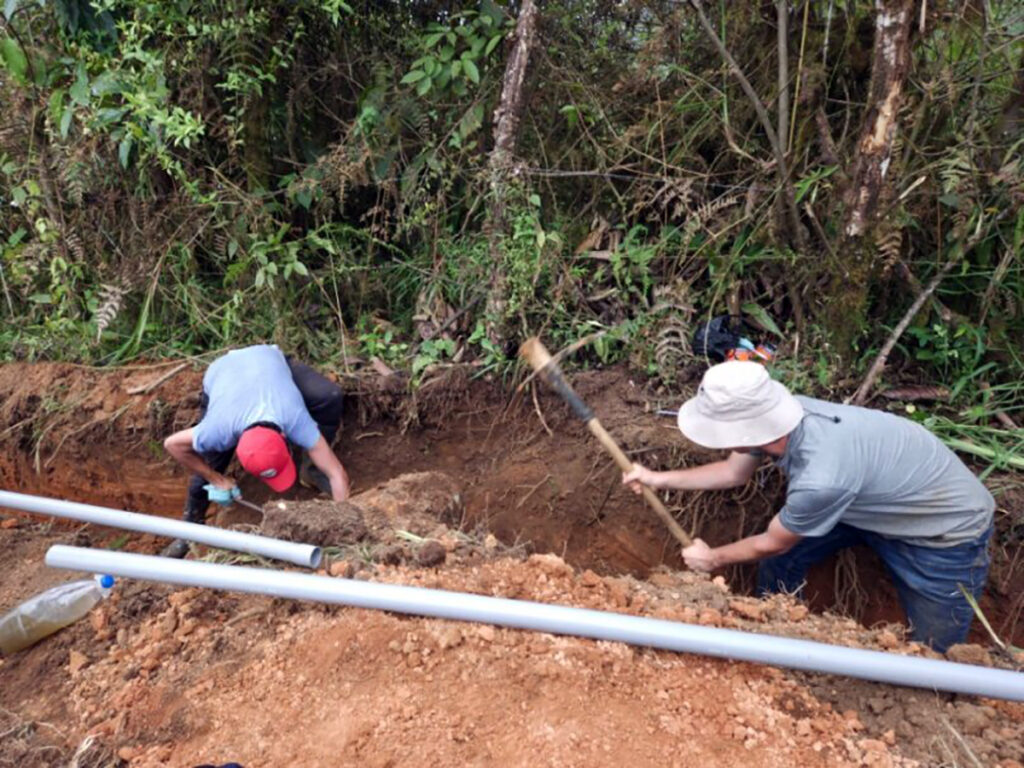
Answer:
[{"left": 0, "top": 360, "right": 696, "bottom": 574}]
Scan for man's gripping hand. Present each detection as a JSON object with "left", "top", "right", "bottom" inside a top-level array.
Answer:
[
  {"left": 681, "top": 539, "right": 717, "bottom": 572},
  {"left": 203, "top": 483, "right": 241, "bottom": 506}
]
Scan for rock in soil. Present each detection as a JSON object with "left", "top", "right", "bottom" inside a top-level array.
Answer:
[
  {"left": 328, "top": 559, "right": 355, "bottom": 578},
  {"left": 416, "top": 539, "right": 447, "bottom": 567}
]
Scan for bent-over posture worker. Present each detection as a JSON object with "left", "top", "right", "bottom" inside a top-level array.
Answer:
[
  {"left": 163, "top": 344, "right": 350, "bottom": 558},
  {"left": 623, "top": 361, "right": 994, "bottom": 652}
]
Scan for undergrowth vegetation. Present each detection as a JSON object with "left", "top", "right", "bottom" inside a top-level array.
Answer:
[{"left": 0, "top": 1, "right": 1021, "bottom": 461}]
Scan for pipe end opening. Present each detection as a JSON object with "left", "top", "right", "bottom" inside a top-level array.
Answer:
[{"left": 308, "top": 547, "right": 323, "bottom": 569}]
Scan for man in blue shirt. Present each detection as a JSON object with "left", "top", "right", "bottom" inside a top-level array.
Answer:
[
  {"left": 623, "top": 361, "right": 994, "bottom": 651},
  {"left": 162, "top": 345, "right": 351, "bottom": 557}
]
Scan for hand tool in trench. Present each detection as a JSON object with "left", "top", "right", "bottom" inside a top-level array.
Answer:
[
  {"left": 205, "top": 483, "right": 262, "bottom": 514},
  {"left": 233, "top": 497, "right": 263, "bottom": 513},
  {"left": 519, "top": 337, "right": 693, "bottom": 549}
]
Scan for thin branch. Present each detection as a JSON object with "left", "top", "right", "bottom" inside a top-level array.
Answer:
[
  {"left": 849, "top": 219, "right": 994, "bottom": 406},
  {"left": 689, "top": 0, "right": 784, "bottom": 166},
  {"left": 125, "top": 362, "right": 190, "bottom": 395},
  {"left": 0, "top": 10, "right": 39, "bottom": 86},
  {"left": 979, "top": 382, "right": 1020, "bottom": 431},
  {"left": 530, "top": 382, "right": 553, "bottom": 438},
  {"left": 0, "top": 260, "right": 14, "bottom": 317},
  {"left": 788, "top": 0, "right": 811, "bottom": 153},
  {"left": 849, "top": 254, "right": 961, "bottom": 405},
  {"left": 776, "top": 0, "right": 789, "bottom": 152},
  {"left": 978, "top": 243, "right": 1017, "bottom": 327},
  {"left": 823, "top": 0, "right": 835, "bottom": 68},
  {"left": 803, "top": 202, "right": 837, "bottom": 262}
]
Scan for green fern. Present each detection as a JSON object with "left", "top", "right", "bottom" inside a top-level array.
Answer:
[
  {"left": 93, "top": 283, "right": 125, "bottom": 343},
  {"left": 939, "top": 148, "right": 974, "bottom": 195}
]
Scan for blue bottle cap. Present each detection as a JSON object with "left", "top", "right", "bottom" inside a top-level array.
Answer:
[{"left": 99, "top": 575, "right": 115, "bottom": 589}]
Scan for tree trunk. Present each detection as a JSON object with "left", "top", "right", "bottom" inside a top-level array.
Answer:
[
  {"left": 484, "top": 0, "right": 538, "bottom": 347},
  {"left": 842, "top": 0, "right": 914, "bottom": 239},
  {"left": 828, "top": 0, "right": 914, "bottom": 353}
]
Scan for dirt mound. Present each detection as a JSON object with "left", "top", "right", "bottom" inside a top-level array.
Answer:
[
  {"left": 2, "top": 524, "right": 1023, "bottom": 768},
  {"left": 261, "top": 499, "right": 369, "bottom": 547},
  {"left": 261, "top": 471, "right": 474, "bottom": 569},
  {"left": 262, "top": 471, "right": 464, "bottom": 549}
]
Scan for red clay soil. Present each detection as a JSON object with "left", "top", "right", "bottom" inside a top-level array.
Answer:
[
  {"left": 1, "top": 360, "right": 1024, "bottom": 767},
  {"left": 1, "top": 520, "right": 1022, "bottom": 768},
  {"left": 0, "top": 359, "right": 737, "bottom": 579}
]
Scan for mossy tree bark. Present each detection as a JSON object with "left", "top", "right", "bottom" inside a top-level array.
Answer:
[
  {"left": 484, "top": 0, "right": 538, "bottom": 347},
  {"left": 829, "top": 0, "right": 915, "bottom": 355}
]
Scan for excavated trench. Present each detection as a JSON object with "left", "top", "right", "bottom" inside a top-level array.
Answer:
[
  {"left": 2, "top": 361, "right": 1024, "bottom": 767},
  {"left": 0, "top": 360, "right": 1021, "bottom": 645}
]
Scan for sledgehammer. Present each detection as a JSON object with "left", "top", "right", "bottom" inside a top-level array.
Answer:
[{"left": 520, "top": 337, "right": 693, "bottom": 549}]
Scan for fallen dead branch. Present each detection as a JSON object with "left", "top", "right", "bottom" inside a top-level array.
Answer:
[
  {"left": 125, "top": 361, "right": 190, "bottom": 395},
  {"left": 530, "top": 381, "right": 553, "bottom": 437},
  {"left": 849, "top": 251, "right": 962, "bottom": 406}
]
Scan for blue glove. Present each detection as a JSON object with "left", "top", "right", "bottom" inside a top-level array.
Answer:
[{"left": 204, "top": 484, "right": 241, "bottom": 506}]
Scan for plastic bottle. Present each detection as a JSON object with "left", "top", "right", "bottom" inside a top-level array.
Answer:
[{"left": 0, "top": 574, "right": 114, "bottom": 655}]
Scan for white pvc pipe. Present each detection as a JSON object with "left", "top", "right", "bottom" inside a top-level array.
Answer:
[
  {"left": 45, "top": 545, "right": 1024, "bottom": 702},
  {"left": 1, "top": 491, "right": 321, "bottom": 569}
]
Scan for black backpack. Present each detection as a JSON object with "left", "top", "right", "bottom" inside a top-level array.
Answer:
[{"left": 691, "top": 315, "right": 745, "bottom": 361}]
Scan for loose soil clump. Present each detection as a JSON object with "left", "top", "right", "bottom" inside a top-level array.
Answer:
[{"left": 262, "top": 471, "right": 464, "bottom": 548}]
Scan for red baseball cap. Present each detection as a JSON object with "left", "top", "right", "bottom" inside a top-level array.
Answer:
[{"left": 236, "top": 426, "right": 296, "bottom": 492}]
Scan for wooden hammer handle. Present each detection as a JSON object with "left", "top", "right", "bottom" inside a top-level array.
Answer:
[
  {"left": 586, "top": 419, "right": 693, "bottom": 547},
  {"left": 520, "top": 337, "right": 693, "bottom": 548}
]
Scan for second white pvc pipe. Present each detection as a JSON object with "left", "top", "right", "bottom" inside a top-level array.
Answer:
[
  {"left": 0, "top": 490, "right": 321, "bottom": 568},
  {"left": 45, "top": 545, "right": 1024, "bottom": 702}
]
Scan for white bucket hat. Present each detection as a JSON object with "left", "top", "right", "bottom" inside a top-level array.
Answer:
[{"left": 677, "top": 361, "right": 804, "bottom": 449}]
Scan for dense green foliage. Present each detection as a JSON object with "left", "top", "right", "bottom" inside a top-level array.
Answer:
[{"left": 0, "top": 1, "right": 1021, "bottom": 446}]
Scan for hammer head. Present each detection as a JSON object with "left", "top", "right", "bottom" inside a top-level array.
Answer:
[{"left": 519, "top": 337, "right": 594, "bottom": 423}]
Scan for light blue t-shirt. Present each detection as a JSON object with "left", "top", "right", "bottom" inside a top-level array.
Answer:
[
  {"left": 192, "top": 345, "right": 321, "bottom": 453},
  {"left": 776, "top": 397, "right": 994, "bottom": 547}
]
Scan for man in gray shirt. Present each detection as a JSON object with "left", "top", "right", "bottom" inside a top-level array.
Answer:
[
  {"left": 623, "top": 361, "right": 995, "bottom": 651},
  {"left": 162, "top": 345, "right": 351, "bottom": 557}
]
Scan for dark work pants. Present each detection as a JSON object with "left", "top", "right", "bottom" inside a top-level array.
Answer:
[
  {"left": 757, "top": 523, "right": 992, "bottom": 652},
  {"left": 184, "top": 358, "right": 344, "bottom": 519}
]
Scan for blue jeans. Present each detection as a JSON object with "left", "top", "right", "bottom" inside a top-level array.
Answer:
[{"left": 757, "top": 523, "right": 992, "bottom": 652}]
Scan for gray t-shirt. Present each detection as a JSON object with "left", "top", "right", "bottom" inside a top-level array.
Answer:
[
  {"left": 192, "top": 345, "right": 321, "bottom": 454},
  {"left": 776, "top": 396, "right": 994, "bottom": 547}
]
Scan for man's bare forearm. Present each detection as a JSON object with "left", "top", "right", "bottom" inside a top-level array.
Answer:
[
  {"left": 647, "top": 461, "right": 744, "bottom": 491},
  {"left": 171, "top": 448, "right": 227, "bottom": 484},
  {"left": 308, "top": 435, "right": 351, "bottom": 501},
  {"left": 328, "top": 466, "right": 351, "bottom": 501},
  {"left": 165, "top": 430, "right": 230, "bottom": 486},
  {"left": 703, "top": 518, "right": 801, "bottom": 569},
  {"left": 704, "top": 534, "right": 782, "bottom": 569}
]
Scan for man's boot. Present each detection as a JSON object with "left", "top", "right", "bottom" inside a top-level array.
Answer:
[
  {"left": 161, "top": 502, "right": 206, "bottom": 558},
  {"left": 299, "top": 452, "right": 332, "bottom": 496}
]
